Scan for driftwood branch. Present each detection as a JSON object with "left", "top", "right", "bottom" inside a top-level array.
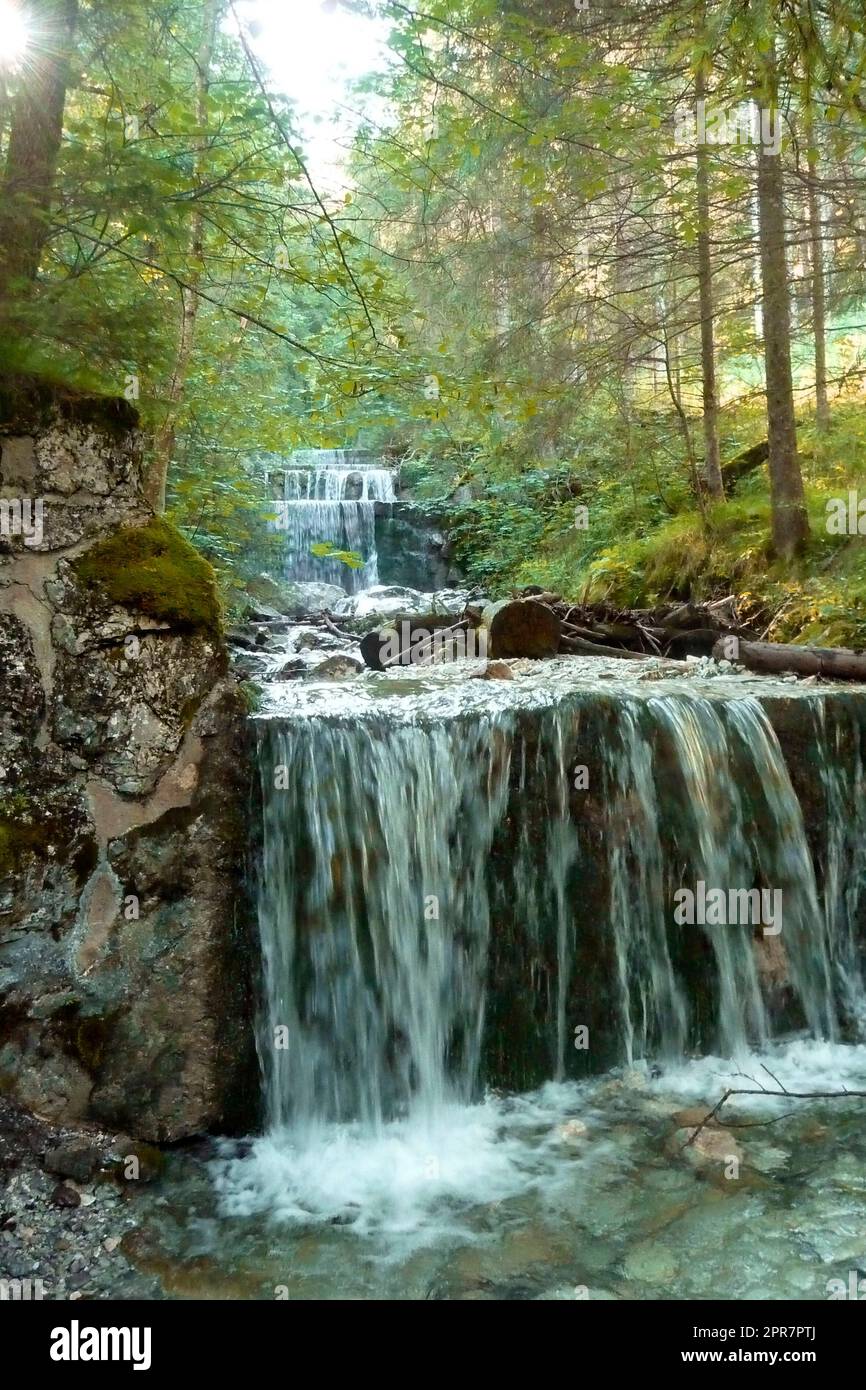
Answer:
[
  {"left": 321, "top": 613, "right": 361, "bottom": 643},
  {"left": 683, "top": 1064, "right": 866, "bottom": 1150}
]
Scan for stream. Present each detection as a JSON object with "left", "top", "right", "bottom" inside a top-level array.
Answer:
[{"left": 127, "top": 452, "right": 866, "bottom": 1301}]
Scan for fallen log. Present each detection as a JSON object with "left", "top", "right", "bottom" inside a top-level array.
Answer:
[
  {"left": 664, "top": 627, "right": 727, "bottom": 657},
  {"left": 520, "top": 586, "right": 562, "bottom": 606},
  {"left": 561, "top": 620, "right": 623, "bottom": 643},
  {"left": 720, "top": 438, "right": 769, "bottom": 491},
  {"left": 360, "top": 618, "right": 473, "bottom": 670},
  {"left": 559, "top": 635, "right": 649, "bottom": 660},
  {"left": 660, "top": 601, "right": 711, "bottom": 631},
  {"left": 585, "top": 620, "right": 642, "bottom": 644},
  {"left": 712, "top": 636, "right": 866, "bottom": 682},
  {"left": 481, "top": 599, "right": 561, "bottom": 658}
]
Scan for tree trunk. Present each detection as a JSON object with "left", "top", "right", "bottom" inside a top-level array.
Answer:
[
  {"left": 756, "top": 95, "right": 809, "bottom": 558},
  {"left": 712, "top": 637, "right": 866, "bottom": 682},
  {"left": 481, "top": 599, "right": 561, "bottom": 658},
  {"left": 0, "top": 0, "right": 78, "bottom": 308},
  {"left": 695, "top": 67, "right": 724, "bottom": 500},
  {"left": 145, "top": 0, "right": 220, "bottom": 512},
  {"left": 805, "top": 112, "right": 830, "bottom": 431}
]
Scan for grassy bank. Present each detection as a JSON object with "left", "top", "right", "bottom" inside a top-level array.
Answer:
[{"left": 434, "top": 400, "right": 866, "bottom": 648}]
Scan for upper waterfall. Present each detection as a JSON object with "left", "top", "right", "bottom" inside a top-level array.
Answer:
[{"left": 262, "top": 448, "right": 396, "bottom": 593}]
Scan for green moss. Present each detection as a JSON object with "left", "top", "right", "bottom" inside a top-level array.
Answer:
[
  {"left": 0, "top": 795, "right": 57, "bottom": 875},
  {"left": 73, "top": 517, "right": 222, "bottom": 636},
  {"left": 0, "top": 790, "right": 96, "bottom": 884},
  {"left": 0, "top": 372, "right": 138, "bottom": 436},
  {"left": 237, "top": 681, "right": 263, "bottom": 714}
]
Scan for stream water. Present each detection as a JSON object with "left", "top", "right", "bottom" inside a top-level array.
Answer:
[
  {"left": 127, "top": 454, "right": 866, "bottom": 1300},
  {"left": 128, "top": 657, "right": 866, "bottom": 1301}
]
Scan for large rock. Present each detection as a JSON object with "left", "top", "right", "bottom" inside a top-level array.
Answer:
[
  {"left": 0, "top": 380, "right": 256, "bottom": 1141},
  {"left": 251, "top": 579, "right": 346, "bottom": 619}
]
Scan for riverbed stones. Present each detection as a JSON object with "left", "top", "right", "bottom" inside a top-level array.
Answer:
[
  {"left": 471, "top": 661, "right": 514, "bottom": 680},
  {"left": 745, "top": 1143, "right": 789, "bottom": 1174},
  {"left": 670, "top": 1126, "right": 744, "bottom": 1169},
  {"left": 622, "top": 1240, "right": 678, "bottom": 1284},
  {"left": 555, "top": 1119, "right": 588, "bottom": 1143},
  {"left": 671, "top": 1107, "right": 725, "bottom": 1129}
]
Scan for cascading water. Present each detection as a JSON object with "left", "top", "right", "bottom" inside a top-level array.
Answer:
[
  {"left": 225, "top": 682, "right": 866, "bottom": 1229},
  {"left": 195, "top": 668, "right": 866, "bottom": 1291},
  {"left": 811, "top": 697, "right": 866, "bottom": 1029},
  {"left": 255, "top": 716, "right": 511, "bottom": 1133},
  {"left": 266, "top": 447, "right": 395, "bottom": 592}
]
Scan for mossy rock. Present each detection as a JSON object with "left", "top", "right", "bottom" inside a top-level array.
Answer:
[
  {"left": 0, "top": 791, "right": 97, "bottom": 882},
  {"left": 0, "top": 794, "right": 57, "bottom": 875},
  {"left": 72, "top": 517, "right": 222, "bottom": 636},
  {"left": 0, "top": 373, "right": 139, "bottom": 437}
]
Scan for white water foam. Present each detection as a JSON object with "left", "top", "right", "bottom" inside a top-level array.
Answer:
[
  {"left": 647, "top": 1037, "right": 866, "bottom": 1110},
  {"left": 213, "top": 1040, "right": 866, "bottom": 1250}
]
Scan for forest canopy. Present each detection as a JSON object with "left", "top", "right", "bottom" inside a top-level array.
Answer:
[{"left": 2, "top": 0, "right": 866, "bottom": 639}]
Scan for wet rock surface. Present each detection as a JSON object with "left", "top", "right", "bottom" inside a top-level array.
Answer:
[
  {"left": 373, "top": 501, "right": 462, "bottom": 590},
  {"left": 0, "top": 1098, "right": 162, "bottom": 1299},
  {"left": 0, "top": 384, "right": 257, "bottom": 1141}
]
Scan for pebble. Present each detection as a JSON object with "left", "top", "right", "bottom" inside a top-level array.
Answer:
[
  {"left": 0, "top": 1100, "right": 162, "bottom": 1301},
  {"left": 556, "top": 1120, "right": 588, "bottom": 1143},
  {"left": 52, "top": 1183, "right": 81, "bottom": 1209}
]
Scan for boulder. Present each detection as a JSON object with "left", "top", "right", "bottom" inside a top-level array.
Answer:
[
  {"left": 0, "top": 381, "right": 257, "bottom": 1142},
  {"left": 273, "top": 658, "right": 305, "bottom": 680},
  {"left": 275, "top": 581, "right": 346, "bottom": 618},
  {"left": 306, "top": 655, "right": 364, "bottom": 681}
]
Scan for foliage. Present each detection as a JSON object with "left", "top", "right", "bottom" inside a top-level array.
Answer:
[
  {"left": 3, "top": 1, "right": 866, "bottom": 641},
  {"left": 309, "top": 541, "right": 365, "bottom": 570},
  {"left": 447, "top": 400, "right": 866, "bottom": 648}
]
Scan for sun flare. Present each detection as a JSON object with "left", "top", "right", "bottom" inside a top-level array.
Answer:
[{"left": 0, "top": 0, "right": 29, "bottom": 68}]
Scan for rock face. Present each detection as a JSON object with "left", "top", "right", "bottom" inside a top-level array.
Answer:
[
  {"left": 0, "top": 380, "right": 256, "bottom": 1142},
  {"left": 374, "top": 502, "right": 461, "bottom": 590}
]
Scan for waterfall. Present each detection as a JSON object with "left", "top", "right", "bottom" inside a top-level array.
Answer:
[
  {"left": 252, "top": 688, "right": 866, "bottom": 1137},
  {"left": 265, "top": 449, "right": 395, "bottom": 592},
  {"left": 810, "top": 697, "right": 866, "bottom": 1030},
  {"left": 256, "top": 715, "right": 511, "bottom": 1133}
]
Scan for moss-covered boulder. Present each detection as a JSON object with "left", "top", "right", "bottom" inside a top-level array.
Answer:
[
  {"left": 0, "top": 383, "right": 256, "bottom": 1140},
  {"left": 72, "top": 516, "right": 222, "bottom": 637}
]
